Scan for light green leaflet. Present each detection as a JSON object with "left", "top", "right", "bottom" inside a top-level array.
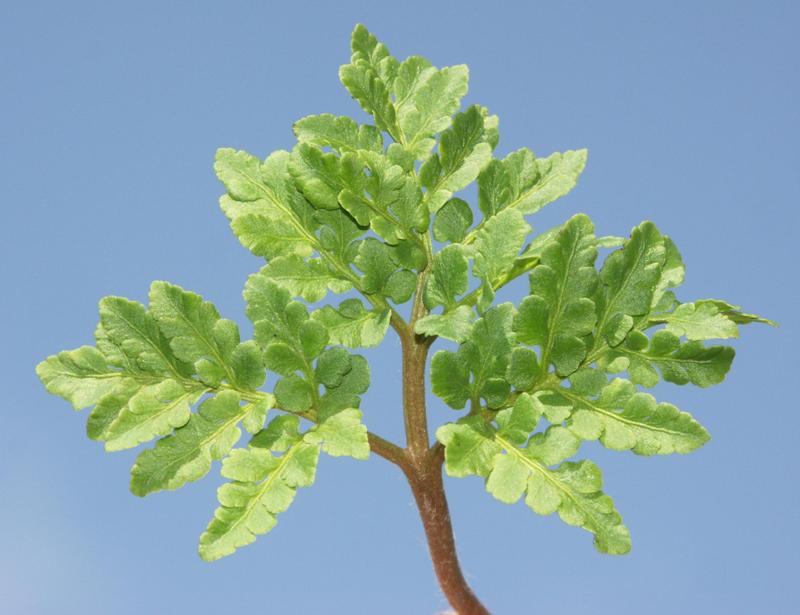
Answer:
[
  {"left": 428, "top": 183, "right": 769, "bottom": 550},
  {"left": 420, "top": 106, "right": 494, "bottom": 212},
  {"left": 198, "top": 409, "right": 369, "bottom": 561},
  {"left": 476, "top": 147, "right": 588, "bottom": 220},
  {"left": 555, "top": 370, "right": 710, "bottom": 455},
  {"left": 38, "top": 278, "right": 371, "bottom": 558},
  {"left": 293, "top": 113, "right": 383, "bottom": 153},
  {"left": 436, "top": 399, "right": 630, "bottom": 554},
  {"left": 312, "top": 299, "right": 391, "bottom": 348},
  {"left": 38, "top": 23, "right": 773, "bottom": 567},
  {"left": 513, "top": 214, "right": 598, "bottom": 376},
  {"left": 430, "top": 303, "right": 516, "bottom": 409},
  {"left": 597, "top": 329, "right": 735, "bottom": 388}
]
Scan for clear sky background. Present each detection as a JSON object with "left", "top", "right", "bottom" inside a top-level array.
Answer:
[{"left": 2, "top": 2, "right": 798, "bottom": 614}]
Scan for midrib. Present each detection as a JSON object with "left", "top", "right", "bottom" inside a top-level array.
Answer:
[
  {"left": 557, "top": 388, "right": 687, "bottom": 438},
  {"left": 495, "top": 435, "right": 610, "bottom": 536}
]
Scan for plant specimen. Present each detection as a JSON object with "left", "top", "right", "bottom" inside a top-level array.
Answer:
[{"left": 37, "top": 24, "right": 773, "bottom": 614}]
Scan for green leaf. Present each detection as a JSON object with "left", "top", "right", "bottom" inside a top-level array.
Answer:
[
  {"left": 651, "top": 299, "right": 776, "bottom": 339},
  {"left": 505, "top": 348, "right": 541, "bottom": 391},
  {"left": 385, "top": 142, "right": 415, "bottom": 173},
  {"left": 231, "top": 341, "right": 269, "bottom": 391},
  {"left": 315, "top": 347, "right": 353, "bottom": 388},
  {"left": 349, "top": 23, "right": 398, "bottom": 83},
  {"left": 476, "top": 148, "right": 587, "bottom": 219},
  {"left": 424, "top": 245, "right": 469, "bottom": 309},
  {"left": 516, "top": 222, "right": 563, "bottom": 262},
  {"left": 436, "top": 418, "right": 630, "bottom": 554},
  {"left": 397, "top": 64, "right": 469, "bottom": 158},
  {"left": 38, "top": 289, "right": 268, "bottom": 459},
  {"left": 560, "top": 377, "right": 710, "bottom": 455},
  {"left": 214, "top": 147, "right": 268, "bottom": 202},
  {"left": 304, "top": 408, "right": 370, "bottom": 459},
  {"left": 525, "top": 459, "right": 630, "bottom": 554},
  {"left": 421, "top": 106, "right": 493, "bottom": 212},
  {"left": 392, "top": 56, "right": 434, "bottom": 117},
  {"left": 656, "top": 301, "right": 739, "bottom": 340},
  {"left": 339, "top": 65, "right": 399, "bottom": 139},
  {"left": 339, "top": 26, "right": 400, "bottom": 138},
  {"left": 198, "top": 437, "right": 320, "bottom": 561},
  {"left": 293, "top": 113, "right": 383, "bottom": 153},
  {"left": 433, "top": 197, "right": 473, "bottom": 243},
  {"left": 98, "top": 296, "right": 189, "bottom": 377},
  {"left": 354, "top": 238, "right": 416, "bottom": 303},
  {"left": 251, "top": 414, "right": 303, "bottom": 452},
  {"left": 85, "top": 379, "right": 140, "bottom": 440},
  {"left": 311, "top": 299, "right": 390, "bottom": 348},
  {"left": 593, "top": 222, "right": 667, "bottom": 349},
  {"left": 472, "top": 209, "right": 531, "bottom": 286},
  {"left": 103, "top": 380, "right": 203, "bottom": 452},
  {"left": 697, "top": 300, "right": 776, "bottom": 327},
  {"left": 392, "top": 238, "right": 428, "bottom": 271},
  {"left": 364, "top": 151, "right": 429, "bottom": 235},
  {"left": 430, "top": 349, "right": 471, "bottom": 410},
  {"left": 431, "top": 304, "right": 516, "bottom": 409},
  {"left": 244, "top": 273, "right": 335, "bottom": 405},
  {"left": 318, "top": 354, "right": 370, "bottom": 416},
  {"left": 599, "top": 329, "right": 734, "bottom": 388},
  {"left": 290, "top": 145, "right": 421, "bottom": 255},
  {"left": 216, "top": 149, "right": 317, "bottom": 259},
  {"left": 288, "top": 143, "right": 353, "bottom": 211},
  {"left": 219, "top": 197, "right": 312, "bottom": 260},
  {"left": 149, "top": 281, "right": 264, "bottom": 390},
  {"left": 531, "top": 390, "right": 573, "bottom": 424},
  {"left": 130, "top": 390, "right": 247, "bottom": 496},
  {"left": 242, "top": 399, "right": 270, "bottom": 435},
  {"left": 514, "top": 214, "right": 598, "bottom": 376},
  {"left": 315, "top": 208, "right": 364, "bottom": 265},
  {"left": 514, "top": 150, "right": 588, "bottom": 214},
  {"left": 247, "top": 299, "right": 301, "bottom": 348},
  {"left": 477, "top": 159, "right": 508, "bottom": 218},
  {"left": 476, "top": 279, "right": 495, "bottom": 314},
  {"left": 244, "top": 275, "right": 300, "bottom": 344},
  {"left": 274, "top": 375, "right": 314, "bottom": 413},
  {"left": 495, "top": 393, "right": 541, "bottom": 445},
  {"left": 436, "top": 416, "right": 501, "bottom": 477},
  {"left": 290, "top": 146, "right": 422, "bottom": 252},
  {"left": 480, "top": 106, "right": 500, "bottom": 151},
  {"left": 256, "top": 256, "right": 352, "bottom": 303},
  {"left": 340, "top": 150, "right": 428, "bottom": 243},
  {"left": 469, "top": 302, "right": 516, "bottom": 363},
  {"left": 483, "top": 452, "right": 529, "bottom": 503},
  {"left": 37, "top": 346, "right": 124, "bottom": 410},
  {"left": 596, "top": 235, "right": 625, "bottom": 249},
  {"left": 414, "top": 305, "right": 474, "bottom": 342},
  {"left": 525, "top": 425, "right": 581, "bottom": 466},
  {"left": 651, "top": 236, "right": 684, "bottom": 310},
  {"left": 201, "top": 397, "right": 370, "bottom": 561}
]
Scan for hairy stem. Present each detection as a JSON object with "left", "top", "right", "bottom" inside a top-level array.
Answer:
[
  {"left": 367, "top": 432, "right": 407, "bottom": 467},
  {"left": 379, "top": 234, "right": 491, "bottom": 613},
  {"left": 402, "top": 333, "right": 432, "bottom": 459},
  {"left": 399, "top": 317, "right": 490, "bottom": 613},
  {"left": 403, "top": 447, "right": 491, "bottom": 615}
]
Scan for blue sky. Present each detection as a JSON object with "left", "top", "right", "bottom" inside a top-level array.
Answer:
[{"left": 2, "top": 1, "right": 798, "bottom": 613}]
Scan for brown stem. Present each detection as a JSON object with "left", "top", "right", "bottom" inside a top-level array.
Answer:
[
  {"left": 367, "top": 432, "right": 407, "bottom": 467},
  {"left": 399, "top": 308, "right": 490, "bottom": 613},
  {"left": 403, "top": 449, "right": 491, "bottom": 615},
  {"left": 402, "top": 333, "right": 432, "bottom": 460}
]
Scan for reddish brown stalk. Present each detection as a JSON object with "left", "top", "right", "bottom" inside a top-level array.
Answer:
[
  {"left": 403, "top": 447, "right": 491, "bottom": 615},
  {"left": 389, "top": 308, "right": 490, "bottom": 614}
]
